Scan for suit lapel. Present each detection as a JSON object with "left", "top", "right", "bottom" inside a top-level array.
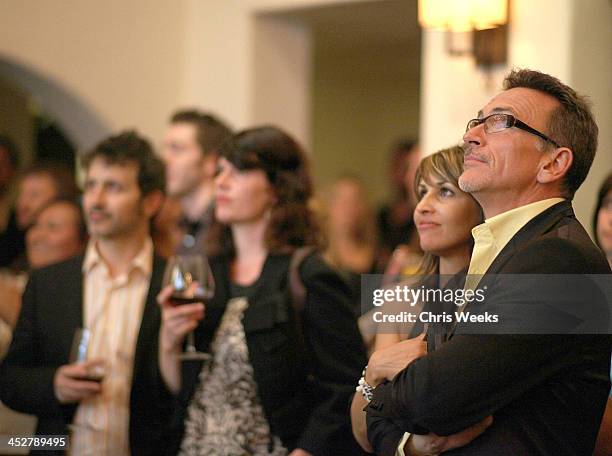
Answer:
[
  {"left": 54, "top": 257, "right": 84, "bottom": 360},
  {"left": 484, "top": 201, "right": 574, "bottom": 276},
  {"left": 132, "top": 255, "right": 165, "bottom": 384},
  {"left": 448, "top": 201, "right": 574, "bottom": 337}
]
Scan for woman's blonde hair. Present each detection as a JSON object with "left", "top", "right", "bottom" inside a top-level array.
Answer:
[{"left": 413, "top": 145, "right": 482, "bottom": 276}]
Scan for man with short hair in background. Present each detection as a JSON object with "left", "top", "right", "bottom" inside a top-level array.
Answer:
[
  {"left": 0, "top": 131, "right": 173, "bottom": 455},
  {"left": 162, "top": 109, "right": 232, "bottom": 254}
]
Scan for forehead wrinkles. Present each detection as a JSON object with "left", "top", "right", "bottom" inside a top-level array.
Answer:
[{"left": 484, "top": 88, "right": 560, "bottom": 131}]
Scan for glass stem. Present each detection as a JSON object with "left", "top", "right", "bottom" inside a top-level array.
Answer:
[{"left": 186, "top": 331, "right": 197, "bottom": 353}]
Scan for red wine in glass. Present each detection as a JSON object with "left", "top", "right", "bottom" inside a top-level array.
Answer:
[
  {"left": 169, "top": 295, "right": 207, "bottom": 306},
  {"left": 163, "top": 254, "right": 215, "bottom": 360}
]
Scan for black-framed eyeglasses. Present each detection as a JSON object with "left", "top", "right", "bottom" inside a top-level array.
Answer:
[{"left": 466, "top": 113, "right": 560, "bottom": 148}]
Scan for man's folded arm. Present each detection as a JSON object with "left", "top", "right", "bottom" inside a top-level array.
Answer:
[{"left": 367, "top": 332, "right": 587, "bottom": 436}]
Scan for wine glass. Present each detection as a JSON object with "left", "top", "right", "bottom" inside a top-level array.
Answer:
[
  {"left": 67, "top": 327, "right": 106, "bottom": 448},
  {"left": 163, "top": 254, "right": 215, "bottom": 360},
  {"left": 68, "top": 327, "right": 106, "bottom": 382}
]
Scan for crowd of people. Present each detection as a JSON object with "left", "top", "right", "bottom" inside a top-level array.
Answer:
[{"left": 0, "top": 68, "right": 610, "bottom": 456}]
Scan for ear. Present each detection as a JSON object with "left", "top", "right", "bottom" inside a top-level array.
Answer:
[
  {"left": 202, "top": 154, "right": 219, "bottom": 179},
  {"left": 142, "top": 190, "right": 165, "bottom": 219},
  {"left": 536, "top": 147, "right": 573, "bottom": 186}
]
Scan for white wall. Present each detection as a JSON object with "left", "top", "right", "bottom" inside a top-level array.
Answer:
[{"left": 570, "top": 0, "right": 612, "bottom": 229}]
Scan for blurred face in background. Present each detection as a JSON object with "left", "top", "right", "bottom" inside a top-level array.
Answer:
[
  {"left": 26, "top": 201, "right": 84, "bottom": 268},
  {"left": 597, "top": 190, "right": 612, "bottom": 259},
  {"left": 403, "top": 146, "right": 421, "bottom": 205},
  {"left": 328, "top": 178, "right": 370, "bottom": 234},
  {"left": 163, "top": 122, "right": 215, "bottom": 198},
  {"left": 214, "top": 157, "right": 275, "bottom": 226},
  {"left": 16, "top": 173, "right": 59, "bottom": 229},
  {"left": 414, "top": 174, "right": 481, "bottom": 258}
]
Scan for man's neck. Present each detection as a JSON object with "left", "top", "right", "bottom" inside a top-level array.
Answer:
[
  {"left": 181, "top": 181, "right": 214, "bottom": 221},
  {"left": 95, "top": 228, "right": 149, "bottom": 277},
  {"left": 477, "top": 189, "right": 564, "bottom": 219}
]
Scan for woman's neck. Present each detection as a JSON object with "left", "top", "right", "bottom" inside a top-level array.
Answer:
[
  {"left": 438, "top": 244, "right": 472, "bottom": 286},
  {"left": 230, "top": 219, "right": 269, "bottom": 285}
]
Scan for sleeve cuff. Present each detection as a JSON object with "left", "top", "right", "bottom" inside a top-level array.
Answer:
[{"left": 395, "top": 432, "right": 412, "bottom": 456}]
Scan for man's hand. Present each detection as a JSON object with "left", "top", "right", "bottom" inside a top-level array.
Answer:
[
  {"left": 366, "top": 334, "right": 427, "bottom": 387},
  {"left": 406, "top": 416, "right": 493, "bottom": 455},
  {"left": 53, "top": 359, "right": 106, "bottom": 404}
]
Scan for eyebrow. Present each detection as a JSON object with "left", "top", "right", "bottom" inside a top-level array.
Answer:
[
  {"left": 419, "top": 178, "right": 450, "bottom": 187},
  {"left": 477, "top": 106, "right": 518, "bottom": 118}
]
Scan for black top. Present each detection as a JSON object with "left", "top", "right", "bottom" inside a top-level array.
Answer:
[{"left": 165, "top": 251, "right": 368, "bottom": 456}]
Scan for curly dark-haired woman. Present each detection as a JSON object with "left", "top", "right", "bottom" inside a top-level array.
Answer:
[{"left": 158, "top": 126, "right": 366, "bottom": 456}]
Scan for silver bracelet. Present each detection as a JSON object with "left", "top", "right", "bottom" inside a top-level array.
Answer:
[{"left": 356, "top": 366, "right": 375, "bottom": 402}]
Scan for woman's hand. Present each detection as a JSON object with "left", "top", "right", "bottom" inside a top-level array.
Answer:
[
  {"left": 288, "top": 449, "right": 313, "bottom": 456},
  {"left": 157, "top": 285, "right": 205, "bottom": 353},
  {"left": 366, "top": 333, "right": 427, "bottom": 387},
  {"left": 406, "top": 416, "right": 493, "bottom": 455}
]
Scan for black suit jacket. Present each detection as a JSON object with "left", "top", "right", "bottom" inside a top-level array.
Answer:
[
  {"left": 0, "top": 254, "right": 174, "bottom": 456},
  {"left": 367, "top": 200, "right": 612, "bottom": 455},
  {"left": 165, "top": 252, "right": 367, "bottom": 456}
]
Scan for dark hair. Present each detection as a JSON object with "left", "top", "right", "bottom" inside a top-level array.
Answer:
[
  {"left": 0, "top": 135, "right": 20, "bottom": 170},
  {"left": 82, "top": 130, "right": 165, "bottom": 196},
  {"left": 34, "top": 197, "right": 88, "bottom": 243},
  {"left": 503, "top": 69, "right": 598, "bottom": 197},
  {"left": 413, "top": 145, "right": 483, "bottom": 276},
  {"left": 170, "top": 110, "right": 232, "bottom": 157},
  {"left": 21, "top": 162, "right": 78, "bottom": 200},
  {"left": 390, "top": 137, "right": 419, "bottom": 163},
  {"left": 206, "top": 126, "right": 319, "bottom": 256},
  {"left": 593, "top": 173, "right": 612, "bottom": 248}
]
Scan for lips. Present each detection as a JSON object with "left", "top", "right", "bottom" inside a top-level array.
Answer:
[
  {"left": 464, "top": 153, "right": 488, "bottom": 165},
  {"left": 417, "top": 221, "right": 440, "bottom": 231},
  {"left": 88, "top": 211, "right": 110, "bottom": 222},
  {"left": 215, "top": 195, "right": 231, "bottom": 205}
]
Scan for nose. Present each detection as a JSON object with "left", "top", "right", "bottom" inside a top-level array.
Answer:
[
  {"left": 415, "top": 192, "right": 435, "bottom": 215},
  {"left": 86, "top": 185, "right": 106, "bottom": 207},
  {"left": 27, "top": 224, "right": 43, "bottom": 244},
  {"left": 215, "top": 167, "right": 230, "bottom": 189},
  {"left": 463, "top": 123, "right": 484, "bottom": 148}
]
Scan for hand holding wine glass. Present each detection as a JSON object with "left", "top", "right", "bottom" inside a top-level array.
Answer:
[
  {"left": 54, "top": 328, "right": 106, "bottom": 404},
  {"left": 160, "top": 254, "right": 215, "bottom": 360}
]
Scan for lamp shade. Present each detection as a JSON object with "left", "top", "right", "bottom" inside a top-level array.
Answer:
[{"left": 418, "top": 0, "right": 508, "bottom": 32}]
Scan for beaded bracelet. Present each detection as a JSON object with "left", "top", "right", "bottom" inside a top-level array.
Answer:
[{"left": 355, "top": 366, "right": 375, "bottom": 402}]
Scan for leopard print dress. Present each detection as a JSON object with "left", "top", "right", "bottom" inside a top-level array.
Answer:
[{"left": 179, "top": 296, "right": 288, "bottom": 456}]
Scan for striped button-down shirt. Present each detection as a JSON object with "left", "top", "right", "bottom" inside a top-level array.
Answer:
[{"left": 70, "top": 238, "right": 153, "bottom": 456}]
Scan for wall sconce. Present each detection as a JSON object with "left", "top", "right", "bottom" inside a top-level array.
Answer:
[{"left": 418, "top": 0, "right": 509, "bottom": 67}]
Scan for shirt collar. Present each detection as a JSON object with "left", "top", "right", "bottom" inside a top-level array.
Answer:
[
  {"left": 83, "top": 237, "right": 154, "bottom": 277},
  {"left": 471, "top": 197, "right": 566, "bottom": 248}
]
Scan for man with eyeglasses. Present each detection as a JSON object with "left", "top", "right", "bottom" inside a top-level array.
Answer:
[{"left": 365, "top": 69, "right": 611, "bottom": 455}]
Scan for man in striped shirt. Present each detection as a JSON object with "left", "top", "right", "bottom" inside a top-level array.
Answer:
[{"left": 1, "top": 131, "right": 173, "bottom": 455}]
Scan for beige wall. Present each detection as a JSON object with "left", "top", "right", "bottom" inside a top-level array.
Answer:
[
  {"left": 0, "top": 0, "right": 608, "bottom": 227},
  {"left": 0, "top": 0, "right": 187, "bottom": 149},
  {"left": 312, "top": 42, "right": 420, "bottom": 204},
  {"left": 420, "top": 0, "right": 612, "bottom": 230}
]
